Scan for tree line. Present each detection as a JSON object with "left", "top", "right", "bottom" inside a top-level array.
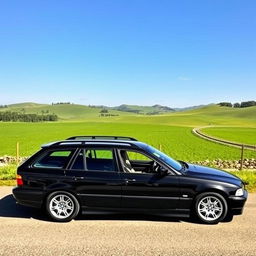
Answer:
[
  {"left": 0, "top": 111, "right": 58, "bottom": 122},
  {"left": 218, "top": 101, "right": 256, "bottom": 108}
]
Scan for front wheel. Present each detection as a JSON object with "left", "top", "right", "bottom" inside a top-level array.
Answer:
[
  {"left": 194, "top": 192, "right": 228, "bottom": 224},
  {"left": 46, "top": 191, "right": 80, "bottom": 222}
]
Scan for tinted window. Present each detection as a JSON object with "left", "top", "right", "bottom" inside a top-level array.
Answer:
[
  {"left": 120, "top": 150, "right": 154, "bottom": 174},
  {"left": 71, "top": 149, "right": 116, "bottom": 172},
  {"left": 34, "top": 150, "right": 73, "bottom": 169},
  {"left": 146, "top": 145, "right": 182, "bottom": 171},
  {"left": 127, "top": 151, "right": 151, "bottom": 161}
]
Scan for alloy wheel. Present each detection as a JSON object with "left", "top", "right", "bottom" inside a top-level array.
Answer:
[
  {"left": 197, "top": 196, "right": 223, "bottom": 221},
  {"left": 49, "top": 194, "right": 75, "bottom": 219}
]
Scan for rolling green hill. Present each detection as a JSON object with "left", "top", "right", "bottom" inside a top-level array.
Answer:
[
  {"left": 185, "top": 104, "right": 256, "bottom": 120},
  {"left": 8, "top": 102, "right": 48, "bottom": 108},
  {"left": 0, "top": 102, "right": 132, "bottom": 120},
  {"left": 110, "top": 104, "right": 256, "bottom": 127},
  {"left": 1, "top": 102, "right": 255, "bottom": 126}
]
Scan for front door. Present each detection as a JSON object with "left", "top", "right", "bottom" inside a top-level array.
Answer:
[
  {"left": 65, "top": 148, "right": 122, "bottom": 208},
  {"left": 118, "top": 150, "right": 180, "bottom": 209}
]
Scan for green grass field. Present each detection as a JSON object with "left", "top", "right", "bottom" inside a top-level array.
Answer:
[
  {"left": 0, "top": 103, "right": 255, "bottom": 161},
  {"left": 0, "top": 122, "right": 255, "bottom": 161},
  {"left": 202, "top": 127, "right": 256, "bottom": 146}
]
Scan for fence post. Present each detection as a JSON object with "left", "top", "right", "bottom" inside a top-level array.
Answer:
[
  {"left": 240, "top": 145, "right": 244, "bottom": 171},
  {"left": 16, "top": 142, "right": 19, "bottom": 164}
]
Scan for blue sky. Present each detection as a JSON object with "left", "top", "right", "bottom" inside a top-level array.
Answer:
[{"left": 0, "top": 0, "right": 255, "bottom": 107}]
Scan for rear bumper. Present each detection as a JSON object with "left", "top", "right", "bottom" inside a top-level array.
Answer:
[
  {"left": 228, "top": 190, "right": 248, "bottom": 215},
  {"left": 12, "top": 187, "right": 44, "bottom": 209}
]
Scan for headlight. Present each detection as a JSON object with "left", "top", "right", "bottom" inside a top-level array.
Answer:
[{"left": 235, "top": 188, "right": 244, "bottom": 196}]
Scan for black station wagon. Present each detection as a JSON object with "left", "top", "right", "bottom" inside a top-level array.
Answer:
[{"left": 13, "top": 136, "right": 247, "bottom": 224}]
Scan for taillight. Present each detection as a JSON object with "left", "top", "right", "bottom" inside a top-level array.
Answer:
[{"left": 16, "top": 174, "right": 23, "bottom": 186}]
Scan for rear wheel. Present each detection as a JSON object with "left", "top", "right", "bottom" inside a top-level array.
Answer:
[
  {"left": 46, "top": 191, "right": 80, "bottom": 222},
  {"left": 194, "top": 192, "right": 228, "bottom": 224}
]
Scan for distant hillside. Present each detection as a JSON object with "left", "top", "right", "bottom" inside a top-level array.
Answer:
[
  {"left": 112, "top": 104, "right": 256, "bottom": 127},
  {"left": 8, "top": 102, "right": 48, "bottom": 108},
  {"left": 1, "top": 102, "right": 255, "bottom": 124},
  {"left": 112, "top": 104, "right": 175, "bottom": 114},
  {"left": 0, "top": 102, "right": 131, "bottom": 120},
  {"left": 170, "top": 104, "right": 256, "bottom": 125},
  {"left": 174, "top": 104, "right": 207, "bottom": 112},
  {"left": 184, "top": 104, "right": 256, "bottom": 119}
]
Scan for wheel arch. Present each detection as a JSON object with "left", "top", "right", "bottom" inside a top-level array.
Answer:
[
  {"left": 196, "top": 188, "right": 229, "bottom": 200},
  {"left": 193, "top": 187, "right": 230, "bottom": 210}
]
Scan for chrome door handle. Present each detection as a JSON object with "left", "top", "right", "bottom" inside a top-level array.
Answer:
[
  {"left": 125, "top": 178, "right": 136, "bottom": 184},
  {"left": 72, "top": 177, "right": 85, "bottom": 181}
]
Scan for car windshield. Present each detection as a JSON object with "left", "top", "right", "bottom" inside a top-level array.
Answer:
[{"left": 146, "top": 145, "right": 183, "bottom": 171}]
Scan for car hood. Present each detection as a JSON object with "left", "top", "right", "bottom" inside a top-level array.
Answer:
[{"left": 184, "top": 163, "right": 242, "bottom": 187}]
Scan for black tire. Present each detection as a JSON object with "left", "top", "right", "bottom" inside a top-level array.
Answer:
[
  {"left": 46, "top": 191, "right": 80, "bottom": 222},
  {"left": 194, "top": 192, "right": 228, "bottom": 224},
  {"left": 223, "top": 212, "right": 234, "bottom": 223}
]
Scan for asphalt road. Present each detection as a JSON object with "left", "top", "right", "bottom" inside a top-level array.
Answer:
[{"left": 0, "top": 187, "right": 255, "bottom": 256}]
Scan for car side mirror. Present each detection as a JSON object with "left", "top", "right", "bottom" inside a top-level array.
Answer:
[{"left": 157, "top": 166, "right": 169, "bottom": 176}]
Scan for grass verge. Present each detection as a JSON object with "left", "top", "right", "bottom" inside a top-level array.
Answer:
[
  {"left": 0, "top": 164, "right": 17, "bottom": 180},
  {"left": 228, "top": 170, "right": 256, "bottom": 192},
  {"left": 0, "top": 180, "right": 16, "bottom": 186}
]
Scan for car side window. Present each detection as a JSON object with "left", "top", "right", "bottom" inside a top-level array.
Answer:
[
  {"left": 71, "top": 149, "right": 116, "bottom": 172},
  {"left": 33, "top": 150, "right": 73, "bottom": 169},
  {"left": 119, "top": 150, "right": 159, "bottom": 174},
  {"left": 127, "top": 151, "right": 152, "bottom": 161}
]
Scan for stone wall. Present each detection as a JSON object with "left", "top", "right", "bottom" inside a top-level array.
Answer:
[
  {"left": 0, "top": 156, "right": 27, "bottom": 165},
  {"left": 192, "top": 159, "right": 256, "bottom": 169}
]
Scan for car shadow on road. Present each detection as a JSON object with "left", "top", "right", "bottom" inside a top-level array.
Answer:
[
  {"left": 0, "top": 194, "right": 47, "bottom": 221},
  {"left": 0, "top": 194, "right": 199, "bottom": 224}
]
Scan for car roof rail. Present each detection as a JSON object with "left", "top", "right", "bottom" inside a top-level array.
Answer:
[
  {"left": 42, "top": 140, "right": 136, "bottom": 148},
  {"left": 66, "top": 136, "right": 138, "bottom": 141}
]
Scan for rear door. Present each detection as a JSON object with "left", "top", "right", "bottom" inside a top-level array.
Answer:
[{"left": 65, "top": 147, "right": 122, "bottom": 208}]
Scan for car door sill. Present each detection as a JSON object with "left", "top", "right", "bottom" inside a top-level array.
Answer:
[{"left": 81, "top": 206, "right": 190, "bottom": 217}]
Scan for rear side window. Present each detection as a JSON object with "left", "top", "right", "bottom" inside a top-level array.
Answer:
[
  {"left": 71, "top": 149, "right": 116, "bottom": 172},
  {"left": 34, "top": 150, "right": 73, "bottom": 169}
]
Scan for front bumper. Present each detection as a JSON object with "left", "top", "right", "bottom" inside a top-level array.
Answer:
[
  {"left": 228, "top": 190, "right": 248, "bottom": 215},
  {"left": 12, "top": 187, "right": 44, "bottom": 208}
]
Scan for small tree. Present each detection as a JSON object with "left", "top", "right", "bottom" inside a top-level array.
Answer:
[
  {"left": 233, "top": 103, "right": 240, "bottom": 108},
  {"left": 100, "top": 109, "right": 109, "bottom": 114},
  {"left": 218, "top": 102, "right": 232, "bottom": 107}
]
